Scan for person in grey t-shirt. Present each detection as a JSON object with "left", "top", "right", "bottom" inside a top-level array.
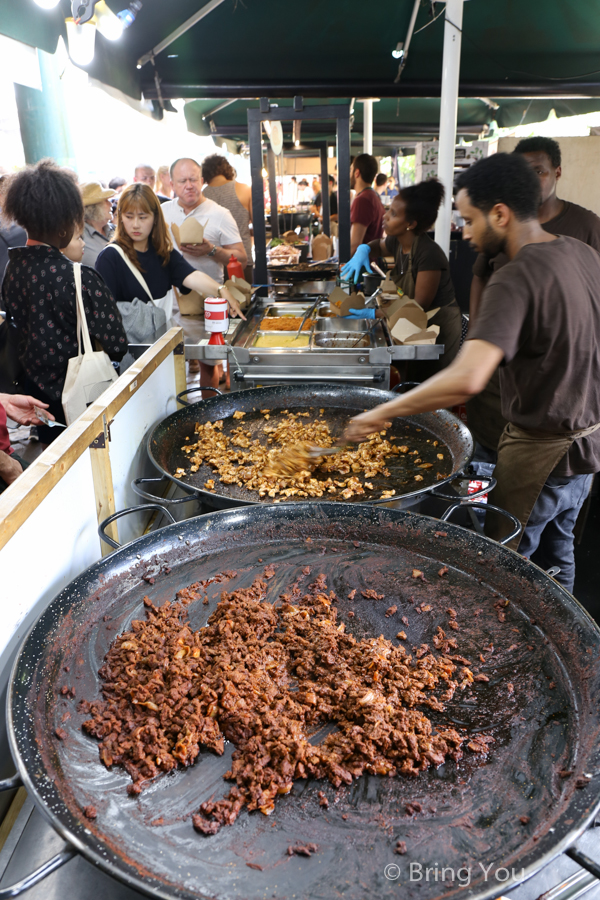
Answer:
[{"left": 80, "top": 182, "right": 116, "bottom": 267}]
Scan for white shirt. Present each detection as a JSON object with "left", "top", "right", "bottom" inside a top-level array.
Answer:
[{"left": 161, "top": 197, "right": 242, "bottom": 283}]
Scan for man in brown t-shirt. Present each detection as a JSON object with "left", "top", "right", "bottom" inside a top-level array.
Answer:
[
  {"left": 343, "top": 153, "right": 600, "bottom": 593},
  {"left": 468, "top": 136, "right": 600, "bottom": 455}
]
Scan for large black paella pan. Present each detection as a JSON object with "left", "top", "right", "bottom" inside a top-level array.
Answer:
[
  {"left": 142, "top": 383, "right": 473, "bottom": 511},
  {"left": 5, "top": 502, "right": 600, "bottom": 900}
]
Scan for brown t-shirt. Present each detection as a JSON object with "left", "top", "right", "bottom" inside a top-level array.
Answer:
[
  {"left": 472, "top": 200, "right": 600, "bottom": 280},
  {"left": 385, "top": 232, "right": 456, "bottom": 308},
  {"left": 467, "top": 236, "right": 600, "bottom": 476}
]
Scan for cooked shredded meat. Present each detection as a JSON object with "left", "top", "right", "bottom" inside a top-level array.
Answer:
[
  {"left": 83, "top": 569, "right": 468, "bottom": 835},
  {"left": 178, "top": 412, "right": 432, "bottom": 501}
]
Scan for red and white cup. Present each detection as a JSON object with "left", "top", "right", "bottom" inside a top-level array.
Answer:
[{"left": 204, "top": 296, "right": 229, "bottom": 333}]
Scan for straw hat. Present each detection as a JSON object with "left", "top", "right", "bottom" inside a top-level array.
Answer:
[{"left": 80, "top": 182, "right": 116, "bottom": 206}]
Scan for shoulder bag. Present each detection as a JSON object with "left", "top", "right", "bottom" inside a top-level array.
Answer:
[
  {"left": 62, "top": 263, "right": 118, "bottom": 425},
  {"left": 109, "top": 244, "right": 173, "bottom": 342}
]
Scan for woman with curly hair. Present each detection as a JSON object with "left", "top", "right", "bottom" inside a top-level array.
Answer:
[
  {"left": 95, "top": 183, "right": 245, "bottom": 388},
  {"left": 1, "top": 159, "right": 127, "bottom": 442},
  {"left": 202, "top": 154, "right": 253, "bottom": 282},
  {"left": 343, "top": 179, "right": 462, "bottom": 378}
]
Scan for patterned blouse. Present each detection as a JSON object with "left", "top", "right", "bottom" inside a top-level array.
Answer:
[{"left": 1, "top": 245, "right": 127, "bottom": 402}]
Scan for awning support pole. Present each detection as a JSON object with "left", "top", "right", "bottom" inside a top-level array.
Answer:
[
  {"left": 434, "top": 0, "right": 464, "bottom": 257},
  {"left": 362, "top": 99, "right": 373, "bottom": 155},
  {"left": 267, "top": 147, "right": 279, "bottom": 240},
  {"left": 320, "top": 145, "right": 330, "bottom": 237}
]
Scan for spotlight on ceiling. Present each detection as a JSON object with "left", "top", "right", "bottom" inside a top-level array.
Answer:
[
  {"left": 392, "top": 41, "right": 404, "bottom": 59},
  {"left": 66, "top": 18, "right": 96, "bottom": 65},
  {"left": 95, "top": 1, "right": 123, "bottom": 40},
  {"left": 34, "top": 0, "right": 61, "bottom": 8}
]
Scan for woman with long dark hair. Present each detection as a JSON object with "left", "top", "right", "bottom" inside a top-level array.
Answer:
[
  {"left": 1, "top": 159, "right": 127, "bottom": 442},
  {"left": 95, "top": 184, "right": 244, "bottom": 387}
]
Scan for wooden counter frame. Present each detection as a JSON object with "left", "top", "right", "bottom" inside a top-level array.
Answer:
[{"left": 0, "top": 327, "right": 186, "bottom": 555}]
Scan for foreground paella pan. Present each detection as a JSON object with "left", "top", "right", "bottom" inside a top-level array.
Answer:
[{"left": 7, "top": 503, "right": 600, "bottom": 900}]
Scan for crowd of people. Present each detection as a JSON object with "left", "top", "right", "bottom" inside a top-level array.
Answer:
[
  {"left": 0, "top": 154, "right": 250, "bottom": 453},
  {"left": 2, "top": 138, "right": 600, "bottom": 595}
]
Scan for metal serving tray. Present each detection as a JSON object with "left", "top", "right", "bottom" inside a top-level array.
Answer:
[
  {"left": 314, "top": 317, "right": 372, "bottom": 333},
  {"left": 312, "top": 333, "right": 372, "bottom": 350}
]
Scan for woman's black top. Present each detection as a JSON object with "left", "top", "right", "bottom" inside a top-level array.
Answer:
[
  {"left": 95, "top": 242, "right": 194, "bottom": 305},
  {"left": 384, "top": 232, "right": 456, "bottom": 308},
  {"left": 1, "top": 245, "right": 127, "bottom": 402}
]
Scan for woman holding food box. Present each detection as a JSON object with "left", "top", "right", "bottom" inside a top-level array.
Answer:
[
  {"left": 341, "top": 179, "right": 461, "bottom": 378},
  {"left": 95, "top": 184, "right": 245, "bottom": 376}
]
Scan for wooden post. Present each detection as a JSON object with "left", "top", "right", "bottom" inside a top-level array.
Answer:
[
  {"left": 174, "top": 340, "right": 186, "bottom": 398},
  {"left": 89, "top": 414, "right": 118, "bottom": 555}
]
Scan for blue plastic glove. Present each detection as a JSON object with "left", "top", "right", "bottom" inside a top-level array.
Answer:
[
  {"left": 340, "top": 244, "right": 373, "bottom": 283},
  {"left": 344, "top": 307, "right": 376, "bottom": 319}
]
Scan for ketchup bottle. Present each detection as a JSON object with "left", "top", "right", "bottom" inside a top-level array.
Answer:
[{"left": 227, "top": 254, "right": 244, "bottom": 280}]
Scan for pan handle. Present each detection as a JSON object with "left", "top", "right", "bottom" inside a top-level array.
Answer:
[
  {"left": 0, "top": 772, "right": 23, "bottom": 791},
  {"left": 0, "top": 847, "right": 77, "bottom": 898},
  {"left": 431, "top": 474, "right": 497, "bottom": 501},
  {"left": 566, "top": 847, "right": 600, "bottom": 880},
  {"left": 176, "top": 386, "right": 222, "bottom": 406},
  {"left": 131, "top": 477, "right": 197, "bottom": 505},
  {"left": 439, "top": 501, "right": 521, "bottom": 546},
  {"left": 233, "top": 372, "right": 386, "bottom": 383},
  {"left": 98, "top": 504, "right": 176, "bottom": 550},
  {"left": 391, "top": 381, "right": 421, "bottom": 394}
]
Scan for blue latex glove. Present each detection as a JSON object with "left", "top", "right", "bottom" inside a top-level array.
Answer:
[
  {"left": 340, "top": 244, "right": 373, "bottom": 283},
  {"left": 344, "top": 307, "right": 376, "bottom": 319}
]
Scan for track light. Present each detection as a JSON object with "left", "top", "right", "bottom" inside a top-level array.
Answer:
[
  {"left": 95, "top": 1, "right": 123, "bottom": 40},
  {"left": 392, "top": 42, "right": 404, "bottom": 59},
  {"left": 34, "top": 0, "right": 61, "bottom": 7},
  {"left": 66, "top": 18, "right": 96, "bottom": 65}
]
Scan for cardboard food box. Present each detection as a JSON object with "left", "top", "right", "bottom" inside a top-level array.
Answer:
[
  {"left": 311, "top": 233, "right": 334, "bottom": 261},
  {"left": 328, "top": 287, "right": 367, "bottom": 317},
  {"left": 176, "top": 288, "right": 204, "bottom": 316},
  {"left": 224, "top": 282, "right": 249, "bottom": 310},
  {"left": 171, "top": 218, "right": 205, "bottom": 248},
  {"left": 387, "top": 297, "right": 440, "bottom": 345}
]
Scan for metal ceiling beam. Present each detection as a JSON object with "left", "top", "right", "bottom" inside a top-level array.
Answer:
[
  {"left": 201, "top": 98, "right": 237, "bottom": 120},
  {"left": 202, "top": 123, "right": 486, "bottom": 136},
  {"left": 142, "top": 80, "right": 600, "bottom": 99},
  {"left": 137, "top": 0, "right": 227, "bottom": 68}
]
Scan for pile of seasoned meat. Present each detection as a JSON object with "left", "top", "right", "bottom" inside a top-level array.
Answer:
[
  {"left": 82, "top": 569, "right": 466, "bottom": 835},
  {"left": 174, "top": 409, "right": 447, "bottom": 501}
]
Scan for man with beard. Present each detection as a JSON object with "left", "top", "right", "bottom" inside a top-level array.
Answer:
[
  {"left": 343, "top": 153, "right": 600, "bottom": 594},
  {"left": 467, "top": 137, "right": 600, "bottom": 459},
  {"left": 349, "top": 154, "right": 384, "bottom": 254}
]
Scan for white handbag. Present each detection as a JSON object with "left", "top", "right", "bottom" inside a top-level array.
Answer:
[
  {"left": 110, "top": 244, "right": 175, "bottom": 320},
  {"left": 62, "top": 263, "right": 119, "bottom": 425}
]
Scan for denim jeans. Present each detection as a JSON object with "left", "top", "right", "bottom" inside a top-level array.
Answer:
[
  {"left": 471, "top": 443, "right": 591, "bottom": 593},
  {"left": 519, "top": 473, "right": 593, "bottom": 594}
]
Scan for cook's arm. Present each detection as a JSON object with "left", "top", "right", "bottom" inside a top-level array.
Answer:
[{"left": 344, "top": 339, "right": 504, "bottom": 442}]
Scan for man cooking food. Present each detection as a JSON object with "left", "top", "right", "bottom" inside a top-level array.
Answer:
[
  {"left": 344, "top": 153, "right": 600, "bottom": 595},
  {"left": 468, "top": 136, "right": 600, "bottom": 460}
]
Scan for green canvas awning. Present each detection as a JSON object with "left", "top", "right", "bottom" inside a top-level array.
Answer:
[
  {"left": 184, "top": 96, "right": 600, "bottom": 149},
  {"left": 5, "top": 0, "right": 600, "bottom": 134}
]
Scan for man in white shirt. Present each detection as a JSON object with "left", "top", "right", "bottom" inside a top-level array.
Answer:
[{"left": 162, "top": 158, "right": 247, "bottom": 282}]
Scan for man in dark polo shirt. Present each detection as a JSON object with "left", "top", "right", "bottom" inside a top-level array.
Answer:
[
  {"left": 349, "top": 154, "right": 384, "bottom": 254},
  {"left": 343, "top": 153, "right": 600, "bottom": 593},
  {"left": 467, "top": 136, "right": 600, "bottom": 457}
]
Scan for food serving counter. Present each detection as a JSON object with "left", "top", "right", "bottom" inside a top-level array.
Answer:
[{"left": 128, "top": 296, "right": 443, "bottom": 391}]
